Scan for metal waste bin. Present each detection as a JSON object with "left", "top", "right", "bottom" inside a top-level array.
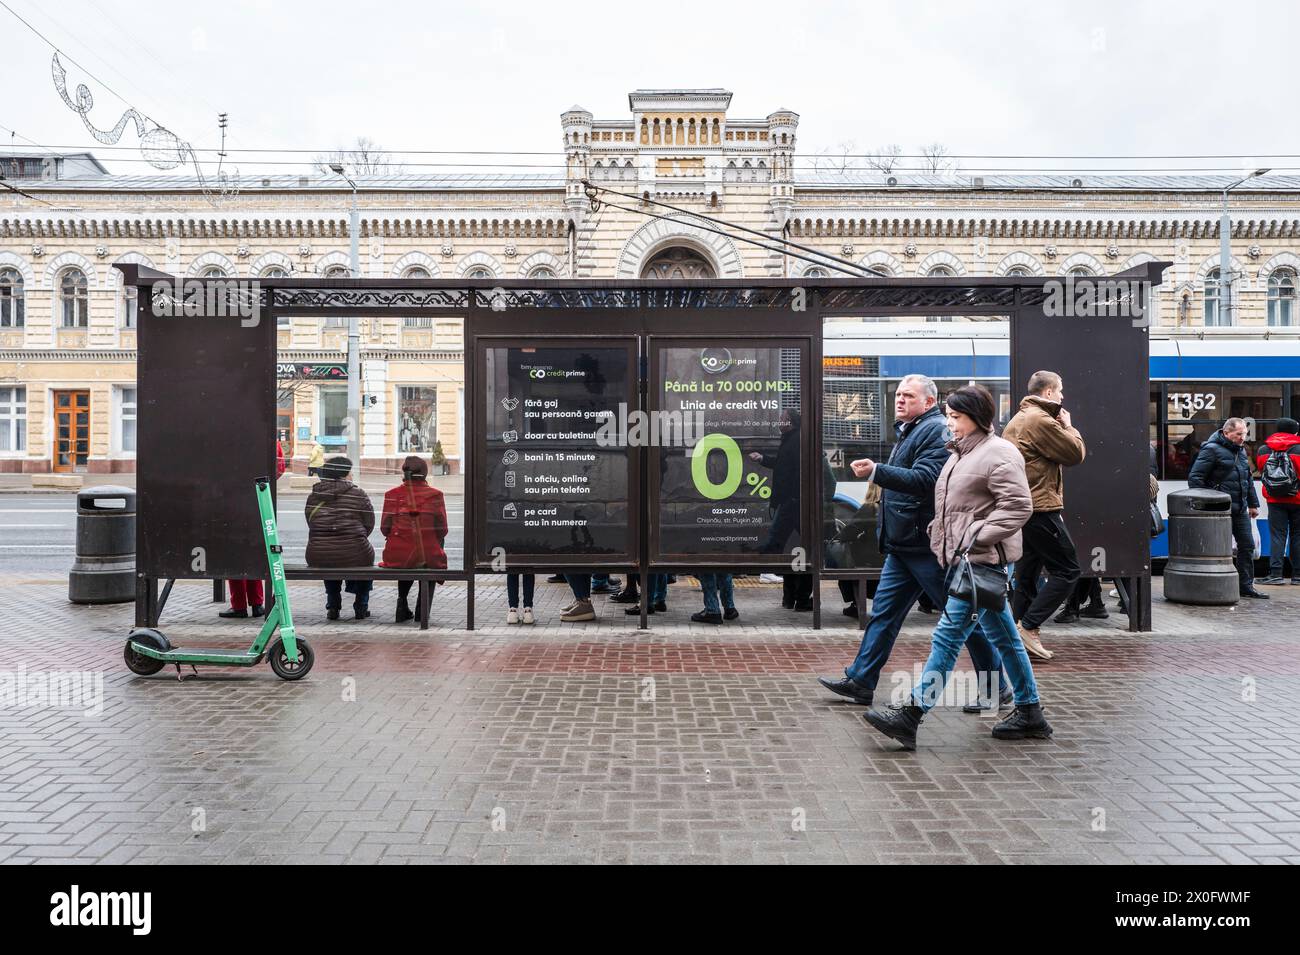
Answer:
[
  {"left": 1163, "top": 488, "right": 1238, "bottom": 605},
  {"left": 69, "top": 485, "right": 136, "bottom": 604}
]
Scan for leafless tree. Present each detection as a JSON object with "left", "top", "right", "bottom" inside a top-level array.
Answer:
[
  {"left": 313, "top": 137, "right": 399, "bottom": 177},
  {"left": 807, "top": 140, "right": 862, "bottom": 175},
  {"left": 865, "top": 144, "right": 903, "bottom": 173},
  {"left": 919, "top": 142, "right": 959, "bottom": 175}
]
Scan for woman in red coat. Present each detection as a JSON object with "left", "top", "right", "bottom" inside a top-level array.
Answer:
[{"left": 379, "top": 455, "right": 449, "bottom": 622}]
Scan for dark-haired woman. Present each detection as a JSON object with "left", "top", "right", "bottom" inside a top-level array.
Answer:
[{"left": 862, "top": 385, "right": 1052, "bottom": 750}]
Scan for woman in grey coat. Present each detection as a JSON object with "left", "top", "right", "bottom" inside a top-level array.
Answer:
[{"left": 862, "top": 384, "right": 1052, "bottom": 750}]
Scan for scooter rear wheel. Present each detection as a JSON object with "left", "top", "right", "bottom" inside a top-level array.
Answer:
[
  {"left": 267, "top": 637, "right": 314, "bottom": 681},
  {"left": 123, "top": 629, "right": 170, "bottom": 676}
]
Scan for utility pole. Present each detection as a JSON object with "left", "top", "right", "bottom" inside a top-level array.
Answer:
[
  {"left": 330, "top": 163, "right": 361, "bottom": 469},
  {"left": 1220, "top": 168, "right": 1270, "bottom": 326}
]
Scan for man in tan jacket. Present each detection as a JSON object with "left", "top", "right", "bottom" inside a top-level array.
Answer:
[{"left": 1001, "top": 370, "right": 1086, "bottom": 660}]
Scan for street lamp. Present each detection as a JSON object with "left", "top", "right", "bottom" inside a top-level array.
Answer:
[
  {"left": 329, "top": 163, "right": 362, "bottom": 469},
  {"left": 1219, "top": 167, "right": 1270, "bottom": 326}
]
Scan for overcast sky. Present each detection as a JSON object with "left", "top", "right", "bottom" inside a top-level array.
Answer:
[{"left": 0, "top": 0, "right": 1294, "bottom": 178}]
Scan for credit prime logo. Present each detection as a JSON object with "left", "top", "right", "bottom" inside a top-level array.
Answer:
[
  {"left": 49, "top": 885, "right": 152, "bottom": 935},
  {"left": 700, "top": 347, "right": 733, "bottom": 374}
]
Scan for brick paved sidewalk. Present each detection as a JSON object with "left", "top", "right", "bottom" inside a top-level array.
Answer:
[{"left": 1, "top": 574, "right": 1298, "bottom": 864}]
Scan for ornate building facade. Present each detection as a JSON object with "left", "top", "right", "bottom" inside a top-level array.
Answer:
[{"left": 1, "top": 88, "right": 1298, "bottom": 473}]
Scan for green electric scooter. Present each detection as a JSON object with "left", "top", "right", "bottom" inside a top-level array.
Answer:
[{"left": 124, "top": 477, "right": 314, "bottom": 681}]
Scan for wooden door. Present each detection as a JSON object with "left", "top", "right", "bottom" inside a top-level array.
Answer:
[{"left": 53, "top": 389, "right": 90, "bottom": 472}]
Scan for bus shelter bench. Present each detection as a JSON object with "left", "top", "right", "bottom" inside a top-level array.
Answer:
[{"left": 280, "top": 566, "right": 452, "bottom": 630}]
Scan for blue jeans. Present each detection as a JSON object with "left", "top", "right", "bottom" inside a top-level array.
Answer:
[
  {"left": 647, "top": 573, "right": 668, "bottom": 604},
  {"left": 699, "top": 573, "right": 735, "bottom": 613},
  {"left": 566, "top": 573, "right": 591, "bottom": 601},
  {"left": 845, "top": 551, "right": 1005, "bottom": 695},
  {"left": 507, "top": 573, "right": 535, "bottom": 608},
  {"left": 324, "top": 579, "right": 371, "bottom": 610},
  {"left": 911, "top": 596, "right": 1040, "bottom": 711}
]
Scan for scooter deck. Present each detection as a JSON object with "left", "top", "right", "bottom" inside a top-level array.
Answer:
[{"left": 131, "top": 644, "right": 263, "bottom": 666}]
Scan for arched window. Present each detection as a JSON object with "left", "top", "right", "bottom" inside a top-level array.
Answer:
[
  {"left": 1067, "top": 265, "right": 1094, "bottom": 278},
  {"left": 401, "top": 267, "right": 433, "bottom": 328},
  {"left": 467, "top": 267, "right": 492, "bottom": 279},
  {"left": 323, "top": 266, "right": 350, "bottom": 326},
  {"left": 60, "top": 268, "right": 89, "bottom": 328},
  {"left": 0, "top": 268, "right": 23, "bottom": 328},
  {"left": 803, "top": 267, "right": 828, "bottom": 278},
  {"left": 1268, "top": 268, "right": 1296, "bottom": 327},
  {"left": 120, "top": 285, "right": 138, "bottom": 329},
  {"left": 1006, "top": 265, "right": 1031, "bottom": 277},
  {"left": 528, "top": 267, "right": 556, "bottom": 279},
  {"left": 1204, "top": 268, "right": 1223, "bottom": 326},
  {"left": 199, "top": 265, "right": 228, "bottom": 278},
  {"left": 926, "top": 265, "right": 955, "bottom": 322},
  {"left": 261, "top": 267, "right": 289, "bottom": 327},
  {"left": 867, "top": 265, "right": 891, "bottom": 277}
]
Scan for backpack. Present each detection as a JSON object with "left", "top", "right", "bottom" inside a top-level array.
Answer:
[{"left": 1262, "top": 447, "right": 1300, "bottom": 498}]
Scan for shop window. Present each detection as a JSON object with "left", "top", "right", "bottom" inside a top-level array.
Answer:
[
  {"left": 319, "top": 385, "right": 349, "bottom": 440},
  {"left": 397, "top": 386, "right": 437, "bottom": 453}
]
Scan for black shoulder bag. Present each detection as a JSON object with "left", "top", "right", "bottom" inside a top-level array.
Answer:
[{"left": 945, "top": 531, "right": 1011, "bottom": 623}]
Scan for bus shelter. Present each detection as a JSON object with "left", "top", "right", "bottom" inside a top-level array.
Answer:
[{"left": 118, "top": 263, "right": 1166, "bottom": 632}]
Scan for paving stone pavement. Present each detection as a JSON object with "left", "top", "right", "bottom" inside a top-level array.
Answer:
[{"left": 1, "top": 574, "right": 1298, "bottom": 864}]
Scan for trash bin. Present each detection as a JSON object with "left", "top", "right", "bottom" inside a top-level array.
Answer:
[
  {"left": 1163, "top": 488, "right": 1238, "bottom": 605},
  {"left": 69, "top": 485, "right": 136, "bottom": 604}
]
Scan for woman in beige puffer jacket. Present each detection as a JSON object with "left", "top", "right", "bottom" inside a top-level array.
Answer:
[{"left": 863, "top": 384, "right": 1053, "bottom": 751}]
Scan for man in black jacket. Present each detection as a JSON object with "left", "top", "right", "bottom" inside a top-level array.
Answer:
[
  {"left": 819, "top": 375, "right": 1008, "bottom": 710},
  {"left": 1188, "top": 417, "right": 1268, "bottom": 599}
]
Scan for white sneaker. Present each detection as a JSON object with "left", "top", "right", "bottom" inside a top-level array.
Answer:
[
  {"left": 507, "top": 608, "right": 519, "bottom": 625},
  {"left": 760, "top": 573, "right": 784, "bottom": 584},
  {"left": 521, "top": 607, "right": 535, "bottom": 625}
]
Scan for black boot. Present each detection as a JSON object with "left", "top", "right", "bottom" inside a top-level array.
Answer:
[
  {"left": 863, "top": 703, "right": 924, "bottom": 750},
  {"left": 250, "top": 604, "right": 265, "bottom": 618},
  {"left": 609, "top": 588, "right": 640, "bottom": 604},
  {"left": 1240, "top": 587, "right": 1270, "bottom": 599},
  {"left": 354, "top": 603, "right": 371, "bottom": 620},
  {"left": 1053, "top": 605, "right": 1080, "bottom": 624},
  {"left": 690, "top": 610, "right": 722, "bottom": 625},
  {"left": 991, "top": 703, "right": 1054, "bottom": 740},
  {"left": 326, "top": 606, "right": 340, "bottom": 621},
  {"left": 1078, "top": 602, "right": 1110, "bottom": 619},
  {"left": 817, "top": 676, "right": 873, "bottom": 706},
  {"left": 218, "top": 608, "right": 249, "bottom": 619},
  {"left": 395, "top": 600, "right": 414, "bottom": 623}
]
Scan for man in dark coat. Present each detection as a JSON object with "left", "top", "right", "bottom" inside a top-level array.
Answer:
[
  {"left": 306, "top": 456, "right": 377, "bottom": 618},
  {"left": 818, "top": 375, "right": 1007, "bottom": 710},
  {"left": 1189, "top": 417, "right": 1267, "bottom": 598}
]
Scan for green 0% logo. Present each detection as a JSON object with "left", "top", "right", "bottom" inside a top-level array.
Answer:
[{"left": 690, "top": 433, "right": 772, "bottom": 501}]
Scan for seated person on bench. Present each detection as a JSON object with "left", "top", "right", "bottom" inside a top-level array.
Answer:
[
  {"left": 305, "top": 456, "right": 376, "bottom": 621},
  {"left": 378, "top": 455, "right": 449, "bottom": 623}
]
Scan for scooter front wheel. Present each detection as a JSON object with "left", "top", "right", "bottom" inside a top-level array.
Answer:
[
  {"left": 124, "top": 628, "right": 170, "bottom": 676},
  {"left": 267, "top": 637, "right": 314, "bottom": 681}
]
